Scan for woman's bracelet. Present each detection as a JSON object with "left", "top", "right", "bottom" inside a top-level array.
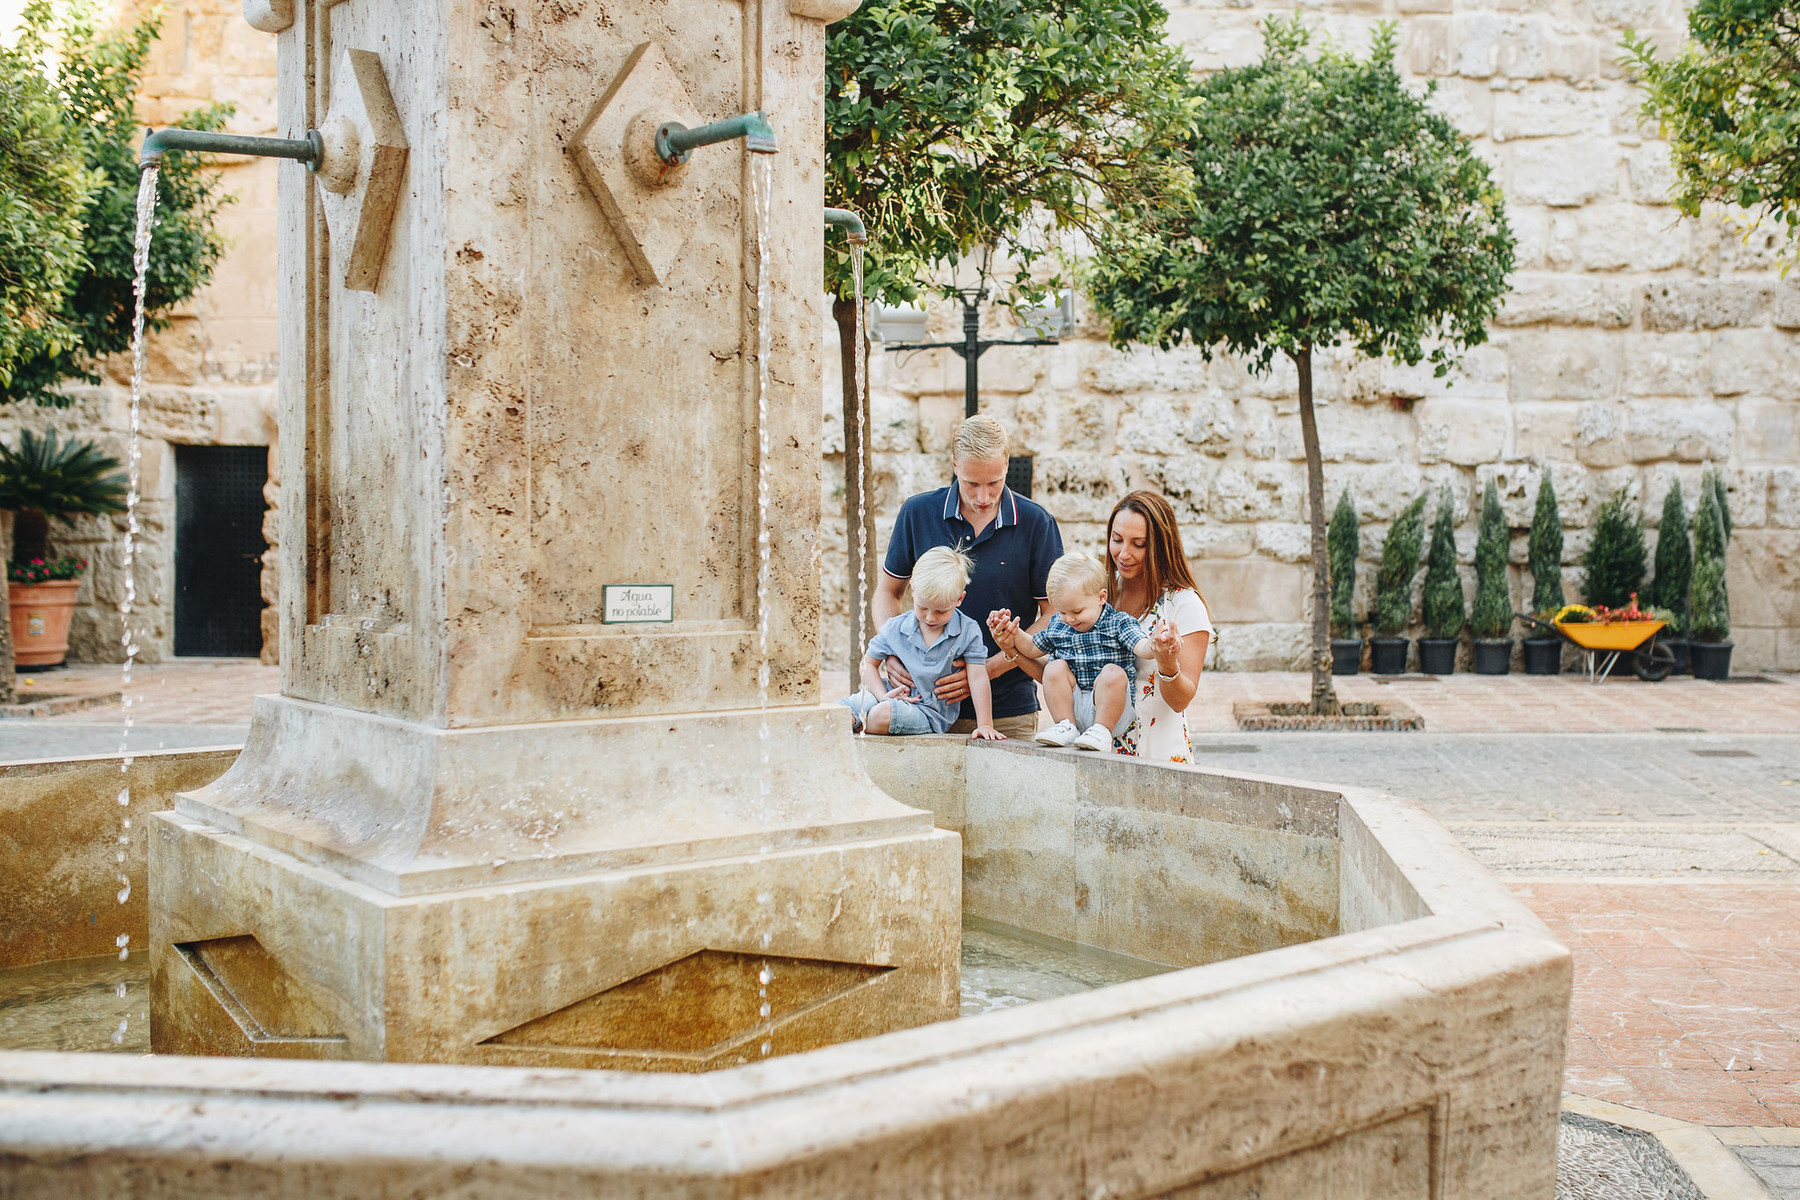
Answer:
[{"left": 1157, "top": 666, "right": 1180, "bottom": 681}]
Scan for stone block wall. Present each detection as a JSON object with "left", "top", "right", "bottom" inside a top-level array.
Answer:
[
  {"left": 22, "top": 0, "right": 1798, "bottom": 673},
  {"left": 819, "top": 0, "right": 1800, "bottom": 673}
]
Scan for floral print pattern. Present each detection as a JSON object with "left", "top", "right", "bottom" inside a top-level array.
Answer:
[{"left": 1113, "top": 588, "right": 1211, "bottom": 763}]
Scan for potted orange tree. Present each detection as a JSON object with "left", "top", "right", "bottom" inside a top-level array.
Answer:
[{"left": 0, "top": 430, "right": 126, "bottom": 669}]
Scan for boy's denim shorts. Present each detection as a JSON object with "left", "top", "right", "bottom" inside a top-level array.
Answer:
[{"left": 837, "top": 689, "right": 944, "bottom": 735}]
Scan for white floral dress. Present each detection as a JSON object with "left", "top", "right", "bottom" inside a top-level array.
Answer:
[{"left": 1114, "top": 588, "right": 1213, "bottom": 763}]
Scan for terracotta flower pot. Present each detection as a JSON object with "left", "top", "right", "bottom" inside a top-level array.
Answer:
[{"left": 10, "top": 579, "right": 80, "bottom": 668}]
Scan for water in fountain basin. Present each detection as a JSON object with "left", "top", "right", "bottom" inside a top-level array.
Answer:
[{"left": 0, "top": 918, "right": 1173, "bottom": 1053}]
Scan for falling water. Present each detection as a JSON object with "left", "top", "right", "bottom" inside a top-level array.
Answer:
[
  {"left": 850, "top": 245, "right": 869, "bottom": 688},
  {"left": 109, "top": 165, "right": 158, "bottom": 1045},
  {"left": 751, "top": 153, "right": 775, "bottom": 1058}
]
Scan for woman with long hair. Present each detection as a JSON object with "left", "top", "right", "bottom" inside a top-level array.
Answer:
[{"left": 1103, "top": 490, "right": 1213, "bottom": 761}]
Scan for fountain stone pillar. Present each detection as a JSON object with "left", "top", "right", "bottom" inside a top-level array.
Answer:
[{"left": 149, "top": 0, "right": 961, "bottom": 1070}]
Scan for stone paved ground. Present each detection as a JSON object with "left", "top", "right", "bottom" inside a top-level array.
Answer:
[{"left": 0, "top": 660, "right": 273, "bottom": 760}]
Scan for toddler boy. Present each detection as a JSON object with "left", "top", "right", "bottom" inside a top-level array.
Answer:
[
  {"left": 995, "top": 551, "right": 1155, "bottom": 752},
  {"left": 838, "top": 546, "right": 1003, "bottom": 740}
]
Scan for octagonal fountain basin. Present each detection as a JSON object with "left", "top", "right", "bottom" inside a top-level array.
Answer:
[{"left": 0, "top": 735, "right": 1569, "bottom": 1198}]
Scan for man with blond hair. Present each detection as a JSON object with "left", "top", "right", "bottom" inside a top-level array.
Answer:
[{"left": 875, "top": 415, "right": 1063, "bottom": 739}]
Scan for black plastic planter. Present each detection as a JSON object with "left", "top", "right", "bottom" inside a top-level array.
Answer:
[
  {"left": 1369, "top": 637, "right": 1409, "bottom": 675},
  {"left": 1522, "top": 637, "right": 1561, "bottom": 675},
  {"left": 1473, "top": 639, "right": 1513, "bottom": 675},
  {"left": 1330, "top": 639, "right": 1363, "bottom": 676},
  {"left": 1690, "top": 640, "right": 1734, "bottom": 680},
  {"left": 1417, "top": 638, "right": 1457, "bottom": 676}
]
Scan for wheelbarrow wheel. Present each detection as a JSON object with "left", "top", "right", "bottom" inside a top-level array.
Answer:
[{"left": 1633, "top": 637, "right": 1675, "bottom": 682}]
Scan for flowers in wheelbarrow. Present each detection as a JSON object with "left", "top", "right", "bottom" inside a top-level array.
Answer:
[{"left": 1555, "top": 594, "right": 1667, "bottom": 625}]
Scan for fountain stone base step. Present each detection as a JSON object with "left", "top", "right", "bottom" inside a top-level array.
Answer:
[{"left": 149, "top": 696, "right": 960, "bottom": 1069}]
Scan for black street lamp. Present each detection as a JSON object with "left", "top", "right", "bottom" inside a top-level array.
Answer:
[{"left": 876, "top": 288, "right": 1073, "bottom": 496}]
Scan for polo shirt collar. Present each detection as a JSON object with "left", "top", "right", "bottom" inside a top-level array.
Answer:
[{"left": 940, "top": 482, "right": 1017, "bottom": 530}]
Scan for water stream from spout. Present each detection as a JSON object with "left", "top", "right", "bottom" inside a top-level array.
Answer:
[
  {"left": 849, "top": 245, "right": 868, "bottom": 689},
  {"left": 751, "top": 153, "right": 776, "bottom": 1057},
  {"left": 110, "top": 165, "right": 158, "bottom": 1044}
]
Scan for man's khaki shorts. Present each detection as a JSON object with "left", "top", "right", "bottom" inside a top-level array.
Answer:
[{"left": 948, "top": 712, "right": 1040, "bottom": 741}]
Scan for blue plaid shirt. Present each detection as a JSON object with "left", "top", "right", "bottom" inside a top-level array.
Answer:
[{"left": 1032, "top": 605, "right": 1149, "bottom": 691}]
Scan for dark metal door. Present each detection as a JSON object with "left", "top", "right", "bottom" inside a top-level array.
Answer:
[{"left": 174, "top": 445, "right": 269, "bottom": 657}]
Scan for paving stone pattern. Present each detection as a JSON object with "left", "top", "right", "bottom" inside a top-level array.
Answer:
[
  {"left": 1736, "top": 1145, "right": 1800, "bottom": 1200},
  {"left": 1556, "top": 1113, "right": 1705, "bottom": 1200},
  {"left": 1193, "top": 732, "right": 1800, "bottom": 825},
  {"left": 1528, "top": 882, "right": 1800, "bottom": 1129}
]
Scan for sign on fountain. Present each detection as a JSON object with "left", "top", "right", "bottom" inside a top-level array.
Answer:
[{"left": 147, "top": 0, "right": 960, "bottom": 1070}]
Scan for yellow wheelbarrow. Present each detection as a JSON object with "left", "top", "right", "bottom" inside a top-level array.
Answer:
[{"left": 1517, "top": 608, "right": 1674, "bottom": 683}]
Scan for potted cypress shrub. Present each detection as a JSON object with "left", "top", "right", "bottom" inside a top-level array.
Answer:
[
  {"left": 1523, "top": 473, "right": 1564, "bottom": 675},
  {"left": 1690, "top": 470, "right": 1732, "bottom": 679},
  {"left": 0, "top": 430, "right": 127, "bottom": 669},
  {"left": 1370, "top": 493, "right": 1427, "bottom": 674},
  {"left": 1582, "top": 487, "right": 1648, "bottom": 677},
  {"left": 1646, "top": 480, "right": 1692, "bottom": 674},
  {"left": 1583, "top": 487, "right": 1647, "bottom": 608},
  {"left": 1328, "top": 489, "right": 1362, "bottom": 675},
  {"left": 1418, "top": 488, "right": 1464, "bottom": 675},
  {"left": 1471, "top": 479, "right": 1514, "bottom": 673}
]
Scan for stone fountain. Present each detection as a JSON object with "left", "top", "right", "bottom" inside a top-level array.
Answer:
[
  {"left": 0, "top": 0, "right": 1574, "bottom": 1189},
  {"left": 146, "top": 0, "right": 959, "bottom": 1069}
]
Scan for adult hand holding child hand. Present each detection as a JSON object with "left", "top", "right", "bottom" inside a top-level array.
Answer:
[
  {"left": 884, "top": 657, "right": 969, "bottom": 704},
  {"left": 1153, "top": 616, "right": 1182, "bottom": 676}
]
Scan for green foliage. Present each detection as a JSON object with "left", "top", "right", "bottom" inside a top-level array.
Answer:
[
  {"left": 1373, "top": 494, "right": 1427, "bottom": 637},
  {"left": 1582, "top": 488, "right": 1648, "bottom": 609},
  {"left": 0, "top": 427, "right": 127, "bottom": 564},
  {"left": 1690, "top": 476, "right": 1730, "bottom": 641},
  {"left": 1421, "top": 489, "right": 1466, "bottom": 640},
  {"left": 1686, "top": 471, "right": 1732, "bottom": 642},
  {"left": 8, "top": 553, "right": 86, "bottom": 583},
  {"left": 1705, "top": 465, "right": 1733, "bottom": 543},
  {"left": 1527, "top": 472, "right": 1565, "bottom": 617},
  {"left": 1086, "top": 17, "right": 1514, "bottom": 375},
  {"left": 823, "top": 0, "right": 1193, "bottom": 306},
  {"left": 1647, "top": 481, "right": 1692, "bottom": 633},
  {"left": 1328, "top": 488, "right": 1359, "bottom": 638},
  {"left": 1625, "top": 1, "right": 1800, "bottom": 256},
  {"left": 0, "top": 3, "right": 97, "bottom": 391},
  {"left": 1471, "top": 479, "right": 1512, "bottom": 639},
  {"left": 1, "top": 2, "right": 231, "bottom": 406},
  {"left": 0, "top": 427, "right": 127, "bottom": 514}
]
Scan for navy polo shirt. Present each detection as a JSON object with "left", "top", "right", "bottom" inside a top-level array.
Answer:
[{"left": 883, "top": 484, "right": 1064, "bottom": 720}]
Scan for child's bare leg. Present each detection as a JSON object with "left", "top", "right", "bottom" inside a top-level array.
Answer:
[
  {"left": 1043, "top": 660, "right": 1076, "bottom": 724},
  {"left": 1092, "top": 663, "right": 1128, "bottom": 730},
  {"left": 864, "top": 700, "right": 894, "bottom": 735}
]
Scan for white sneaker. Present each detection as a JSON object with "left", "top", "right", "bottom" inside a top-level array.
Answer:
[
  {"left": 1072, "top": 724, "right": 1113, "bottom": 752},
  {"left": 1035, "top": 719, "right": 1080, "bottom": 747}
]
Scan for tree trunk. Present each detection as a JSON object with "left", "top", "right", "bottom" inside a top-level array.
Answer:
[
  {"left": 0, "top": 510, "right": 17, "bottom": 705},
  {"left": 1294, "top": 347, "right": 1337, "bottom": 716},
  {"left": 832, "top": 297, "right": 876, "bottom": 670}
]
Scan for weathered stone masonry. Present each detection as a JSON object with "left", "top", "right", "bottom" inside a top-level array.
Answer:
[
  {"left": 819, "top": 0, "right": 1800, "bottom": 671},
  {"left": 27, "top": 0, "right": 1800, "bottom": 672}
]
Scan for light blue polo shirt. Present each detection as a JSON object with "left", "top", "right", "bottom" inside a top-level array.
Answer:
[{"left": 865, "top": 609, "right": 989, "bottom": 733}]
